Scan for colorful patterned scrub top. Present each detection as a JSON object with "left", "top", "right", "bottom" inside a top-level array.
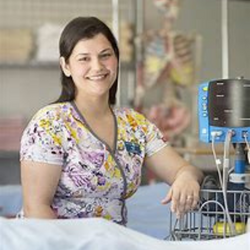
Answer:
[{"left": 20, "top": 102, "right": 168, "bottom": 225}]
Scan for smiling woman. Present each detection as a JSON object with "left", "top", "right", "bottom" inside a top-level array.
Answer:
[
  {"left": 60, "top": 34, "right": 118, "bottom": 103},
  {"left": 19, "top": 16, "right": 203, "bottom": 225},
  {"left": 56, "top": 17, "right": 119, "bottom": 106}
]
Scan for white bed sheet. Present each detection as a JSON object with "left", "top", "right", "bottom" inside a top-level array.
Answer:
[{"left": 0, "top": 217, "right": 249, "bottom": 250}]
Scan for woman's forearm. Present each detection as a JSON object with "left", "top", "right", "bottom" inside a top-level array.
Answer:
[
  {"left": 175, "top": 164, "right": 204, "bottom": 184},
  {"left": 24, "top": 204, "right": 57, "bottom": 219}
]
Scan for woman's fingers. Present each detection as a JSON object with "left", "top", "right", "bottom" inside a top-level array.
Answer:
[
  {"left": 161, "top": 188, "right": 173, "bottom": 204},
  {"left": 172, "top": 192, "right": 200, "bottom": 217},
  {"left": 191, "top": 194, "right": 200, "bottom": 210},
  {"left": 170, "top": 189, "right": 181, "bottom": 214},
  {"left": 161, "top": 184, "right": 200, "bottom": 219},
  {"left": 184, "top": 195, "right": 194, "bottom": 212}
]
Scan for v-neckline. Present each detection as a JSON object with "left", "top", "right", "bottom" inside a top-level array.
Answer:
[{"left": 70, "top": 101, "right": 118, "bottom": 154}]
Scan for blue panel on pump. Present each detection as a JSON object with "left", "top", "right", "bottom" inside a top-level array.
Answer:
[{"left": 198, "top": 82, "right": 210, "bottom": 142}]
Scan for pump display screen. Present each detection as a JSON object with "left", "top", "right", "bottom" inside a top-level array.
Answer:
[{"left": 208, "top": 79, "right": 250, "bottom": 127}]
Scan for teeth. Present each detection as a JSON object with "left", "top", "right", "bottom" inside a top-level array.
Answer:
[{"left": 88, "top": 74, "right": 106, "bottom": 80}]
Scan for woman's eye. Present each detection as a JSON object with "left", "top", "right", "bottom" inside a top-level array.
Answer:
[
  {"left": 79, "top": 57, "right": 89, "bottom": 62},
  {"left": 100, "top": 53, "right": 112, "bottom": 59}
]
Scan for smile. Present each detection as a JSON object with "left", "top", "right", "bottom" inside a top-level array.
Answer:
[{"left": 87, "top": 73, "right": 108, "bottom": 81}]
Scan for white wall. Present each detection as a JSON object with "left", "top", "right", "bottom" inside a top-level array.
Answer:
[
  {"left": 1, "top": 0, "right": 250, "bottom": 119},
  {"left": 0, "top": 0, "right": 135, "bottom": 119}
]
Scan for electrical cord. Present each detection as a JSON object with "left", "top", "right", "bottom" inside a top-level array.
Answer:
[
  {"left": 243, "top": 134, "right": 250, "bottom": 164},
  {"left": 211, "top": 133, "right": 223, "bottom": 188},
  {"left": 222, "top": 130, "right": 235, "bottom": 236}
]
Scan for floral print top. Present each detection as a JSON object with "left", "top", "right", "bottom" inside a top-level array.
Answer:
[{"left": 20, "top": 102, "right": 168, "bottom": 225}]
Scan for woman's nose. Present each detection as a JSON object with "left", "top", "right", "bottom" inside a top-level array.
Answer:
[{"left": 91, "top": 58, "right": 104, "bottom": 70}]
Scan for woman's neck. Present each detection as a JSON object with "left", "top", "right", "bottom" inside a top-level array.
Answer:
[{"left": 74, "top": 94, "right": 111, "bottom": 118}]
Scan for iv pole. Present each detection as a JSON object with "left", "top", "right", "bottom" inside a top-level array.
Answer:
[
  {"left": 112, "top": 0, "right": 121, "bottom": 106},
  {"left": 222, "top": 0, "right": 229, "bottom": 79}
]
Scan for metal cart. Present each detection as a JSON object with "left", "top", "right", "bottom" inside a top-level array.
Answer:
[{"left": 167, "top": 188, "right": 250, "bottom": 241}]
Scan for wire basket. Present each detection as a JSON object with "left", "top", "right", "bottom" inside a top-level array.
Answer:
[{"left": 167, "top": 188, "right": 250, "bottom": 241}]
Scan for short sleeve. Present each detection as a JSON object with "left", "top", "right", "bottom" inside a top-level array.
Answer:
[
  {"left": 127, "top": 109, "right": 168, "bottom": 157},
  {"left": 20, "top": 109, "right": 65, "bottom": 165},
  {"left": 144, "top": 117, "right": 169, "bottom": 157}
]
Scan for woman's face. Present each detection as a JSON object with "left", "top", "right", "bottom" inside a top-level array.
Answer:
[{"left": 61, "top": 33, "right": 118, "bottom": 101}]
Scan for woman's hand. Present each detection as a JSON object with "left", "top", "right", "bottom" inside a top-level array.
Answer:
[
  {"left": 161, "top": 172, "right": 201, "bottom": 218},
  {"left": 145, "top": 146, "right": 203, "bottom": 218}
]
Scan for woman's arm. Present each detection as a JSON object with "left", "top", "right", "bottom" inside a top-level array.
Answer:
[
  {"left": 145, "top": 145, "right": 204, "bottom": 218},
  {"left": 21, "top": 160, "right": 62, "bottom": 219}
]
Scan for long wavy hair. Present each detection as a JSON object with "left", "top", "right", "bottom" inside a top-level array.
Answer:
[{"left": 55, "top": 16, "right": 119, "bottom": 105}]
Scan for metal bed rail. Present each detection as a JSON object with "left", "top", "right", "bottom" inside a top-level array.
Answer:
[{"left": 167, "top": 188, "right": 250, "bottom": 241}]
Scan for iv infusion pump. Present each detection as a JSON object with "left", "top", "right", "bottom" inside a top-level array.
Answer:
[
  {"left": 198, "top": 78, "right": 250, "bottom": 143},
  {"left": 198, "top": 78, "right": 250, "bottom": 234}
]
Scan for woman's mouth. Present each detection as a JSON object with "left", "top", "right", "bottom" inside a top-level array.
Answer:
[{"left": 87, "top": 73, "right": 108, "bottom": 81}]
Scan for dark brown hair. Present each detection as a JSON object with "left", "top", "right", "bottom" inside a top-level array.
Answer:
[{"left": 55, "top": 16, "right": 119, "bottom": 105}]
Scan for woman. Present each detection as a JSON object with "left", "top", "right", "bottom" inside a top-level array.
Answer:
[{"left": 20, "top": 16, "right": 203, "bottom": 225}]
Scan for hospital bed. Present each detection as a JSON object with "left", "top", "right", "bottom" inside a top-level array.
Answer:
[
  {"left": 0, "top": 183, "right": 170, "bottom": 238},
  {"left": 0, "top": 183, "right": 249, "bottom": 250}
]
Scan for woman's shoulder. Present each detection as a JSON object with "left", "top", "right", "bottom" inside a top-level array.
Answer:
[
  {"left": 114, "top": 107, "right": 147, "bottom": 123},
  {"left": 31, "top": 102, "right": 72, "bottom": 122}
]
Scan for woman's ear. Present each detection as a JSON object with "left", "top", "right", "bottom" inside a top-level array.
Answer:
[{"left": 60, "top": 57, "right": 71, "bottom": 77}]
